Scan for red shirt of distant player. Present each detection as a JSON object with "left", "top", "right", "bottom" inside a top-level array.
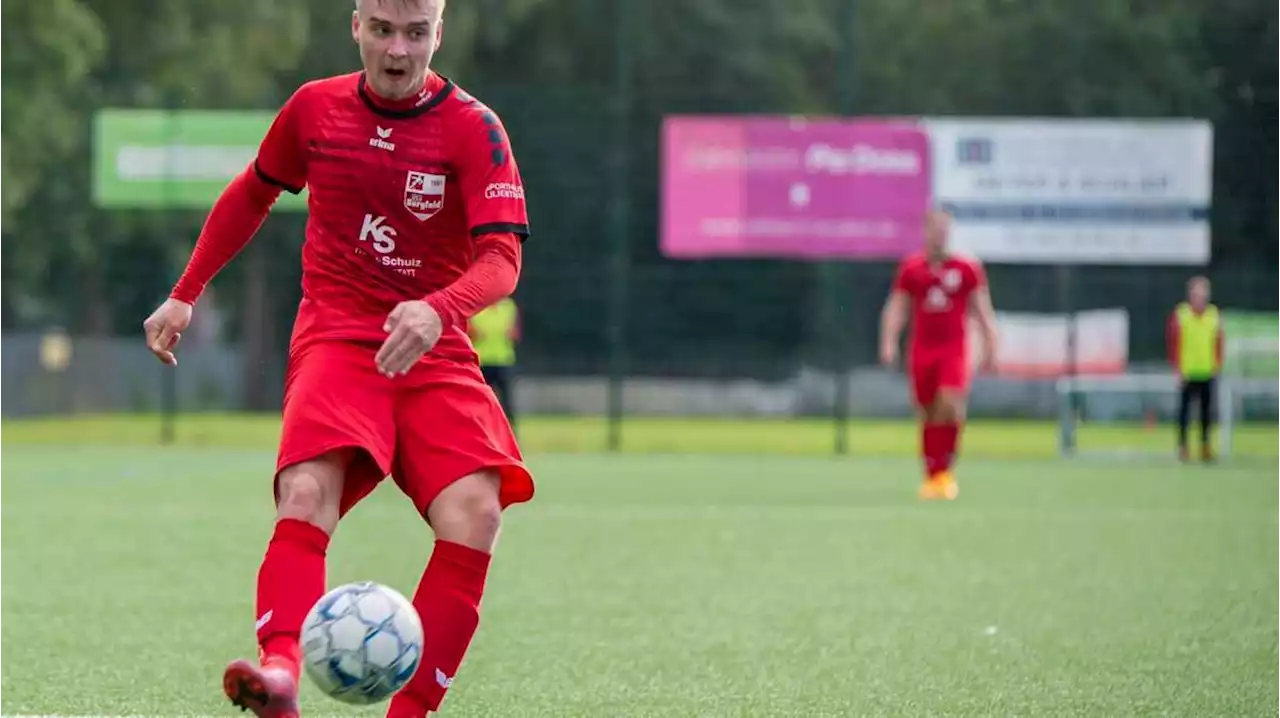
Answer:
[
  {"left": 892, "top": 252, "right": 986, "bottom": 358},
  {"left": 252, "top": 71, "right": 529, "bottom": 361}
]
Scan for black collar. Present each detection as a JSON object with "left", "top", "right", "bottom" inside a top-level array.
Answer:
[{"left": 357, "top": 72, "right": 454, "bottom": 119}]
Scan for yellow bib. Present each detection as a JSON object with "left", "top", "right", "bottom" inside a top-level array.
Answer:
[
  {"left": 471, "top": 298, "right": 517, "bottom": 366},
  {"left": 1176, "top": 302, "right": 1220, "bottom": 379}
]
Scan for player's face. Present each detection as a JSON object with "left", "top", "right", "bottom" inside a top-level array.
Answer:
[
  {"left": 1188, "top": 280, "right": 1210, "bottom": 308},
  {"left": 923, "top": 211, "right": 951, "bottom": 257},
  {"left": 353, "top": 0, "right": 444, "bottom": 100}
]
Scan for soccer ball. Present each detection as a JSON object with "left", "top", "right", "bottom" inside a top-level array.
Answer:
[{"left": 300, "top": 581, "right": 424, "bottom": 705}]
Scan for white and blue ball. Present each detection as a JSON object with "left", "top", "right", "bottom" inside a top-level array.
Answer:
[{"left": 300, "top": 581, "right": 424, "bottom": 705}]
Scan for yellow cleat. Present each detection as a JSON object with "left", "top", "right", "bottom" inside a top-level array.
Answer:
[{"left": 918, "top": 471, "right": 959, "bottom": 501}]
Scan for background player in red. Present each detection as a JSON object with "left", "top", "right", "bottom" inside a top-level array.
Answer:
[
  {"left": 879, "top": 209, "right": 998, "bottom": 500},
  {"left": 141, "top": 0, "right": 531, "bottom": 715}
]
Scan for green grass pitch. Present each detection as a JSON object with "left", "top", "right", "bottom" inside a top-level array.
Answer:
[{"left": 1, "top": 415, "right": 1276, "bottom": 716}]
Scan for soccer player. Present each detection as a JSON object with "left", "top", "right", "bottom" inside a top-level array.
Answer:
[
  {"left": 140, "top": 1, "right": 532, "bottom": 716},
  {"left": 879, "top": 209, "right": 998, "bottom": 500},
  {"left": 469, "top": 296, "right": 520, "bottom": 430},
  {"left": 1167, "top": 276, "right": 1224, "bottom": 462}
]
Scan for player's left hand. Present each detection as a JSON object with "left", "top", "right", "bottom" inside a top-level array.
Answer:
[
  {"left": 979, "top": 346, "right": 998, "bottom": 374},
  {"left": 377, "top": 300, "right": 443, "bottom": 376}
]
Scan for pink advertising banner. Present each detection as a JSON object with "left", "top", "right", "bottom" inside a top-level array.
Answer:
[{"left": 661, "top": 116, "right": 931, "bottom": 259}]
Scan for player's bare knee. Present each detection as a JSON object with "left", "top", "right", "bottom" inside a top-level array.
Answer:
[
  {"left": 428, "top": 471, "right": 503, "bottom": 551},
  {"left": 276, "top": 453, "right": 348, "bottom": 532},
  {"left": 934, "top": 395, "right": 965, "bottom": 424},
  {"left": 277, "top": 472, "right": 325, "bottom": 516}
]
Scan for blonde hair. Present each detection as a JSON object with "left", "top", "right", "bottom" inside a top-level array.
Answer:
[{"left": 355, "top": 0, "right": 445, "bottom": 10}]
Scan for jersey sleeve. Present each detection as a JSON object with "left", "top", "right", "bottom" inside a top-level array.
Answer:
[
  {"left": 253, "top": 86, "right": 311, "bottom": 194},
  {"left": 1167, "top": 311, "right": 1181, "bottom": 368},
  {"left": 969, "top": 258, "right": 988, "bottom": 290},
  {"left": 453, "top": 107, "right": 530, "bottom": 240},
  {"left": 891, "top": 259, "right": 914, "bottom": 295}
]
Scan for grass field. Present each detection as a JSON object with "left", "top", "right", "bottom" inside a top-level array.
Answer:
[{"left": 2, "top": 415, "right": 1277, "bottom": 717}]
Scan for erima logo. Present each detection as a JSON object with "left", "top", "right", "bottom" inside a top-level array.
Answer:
[
  {"left": 435, "top": 668, "right": 453, "bottom": 688},
  {"left": 369, "top": 126, "right": 396, "bottom": 152},
  {"left": 254, "top": 610, "right": 273, "bottom": 632},
  {"left": 359, "top": 213, "right": 397, "bottom": 254}
]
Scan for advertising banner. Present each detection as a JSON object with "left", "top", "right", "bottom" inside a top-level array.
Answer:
[
  {"left": 661, "top": 116, "right": 932, "bottom": 259},
  {"left": 923, "top": 118, "right": 1212, "bottom": 264},
  {"left": 93, "top": 109, "right": 307, "bottom": 211},
  {"left": 973, "top": 309, "right": 1130, "bottom": 377}
]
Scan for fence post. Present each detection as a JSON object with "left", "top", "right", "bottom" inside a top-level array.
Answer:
[
  {"left": 829, "top": 0, "right": 858, "bottom": 456},
  {"left": 605, "top": 0, "right": 634, "bottom": 452},
  {"left": 160, "top": 104, "right": 179, "bottom": 446},
  {"left": 1057, "top": 265, "right": 1077, "bottom": 455}
]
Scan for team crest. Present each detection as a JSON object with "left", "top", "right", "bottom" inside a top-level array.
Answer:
[
  {"left": 404, "top": 171, "right": 446, "bottom": 221},
  {"left": 941, "top": 267, "right": 962, "bottom": 291}
]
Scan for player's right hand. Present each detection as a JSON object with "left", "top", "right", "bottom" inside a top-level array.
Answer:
[
  {"left": 142, "top": 298, "right": 193, "bottom": 366},
  {"left": 879, "top": 342, "right": 898, "bottom": 367}
]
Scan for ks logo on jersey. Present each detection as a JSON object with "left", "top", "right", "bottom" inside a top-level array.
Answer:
[
  {"left": 359, "top": 214, "right": 397, "bottom": 254},
  {"left": 404, "top": 170, "right": 446, "bottom": 221},
  {"left": 924, "top": 285, "right": 952, "bottom": 312}
]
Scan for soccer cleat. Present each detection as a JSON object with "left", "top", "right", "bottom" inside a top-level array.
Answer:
[
  {"left": 1178, "top": 446, "right": 1191, "bottom": 463},
  {"left": 223, "top": 658, "right": 299, "bottom": 718},
  {"left": 1201, "top": 443, "right": 1215, "bottom": 464},
  {"left": 918, "top": 471, "right": 959, "bottom": 501}
]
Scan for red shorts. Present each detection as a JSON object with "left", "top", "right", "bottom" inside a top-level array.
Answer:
[
  {"left": 908, "top": 351, "right": 970, "bottom": 408},
  {"left": 276, "top": 340, "right": 533, "bottom": 517}
]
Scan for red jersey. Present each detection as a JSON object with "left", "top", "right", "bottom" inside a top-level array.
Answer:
[
  {"left": 254, "top": 71, "right": 528, "bottom": 360},
  {"left": 892, "top": 252, "right": 986, "bottom": 356}
]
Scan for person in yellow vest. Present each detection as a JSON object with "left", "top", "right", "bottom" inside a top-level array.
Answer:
[
  {"left": 1166, "top": 276, "right": 1224, "bottom": 462},
  {"left": 470, "top": 297, "right": 520, "bottom": 430}
]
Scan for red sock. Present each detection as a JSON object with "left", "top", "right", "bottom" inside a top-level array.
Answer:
[
  {"left": 255, "top": 518, "right": 330, "bottom": 681},
  {"left": 939, "top": 422, "right": 961, "bottom": 472},
  {"left": 387, "top": 540, "right": 491, "bottom": 717},
  {"left": 922, "top": 423, "right": 945, "bottom": 476}
]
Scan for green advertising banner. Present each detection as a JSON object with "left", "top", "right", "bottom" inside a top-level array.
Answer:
[
  {"left": 1223, "top": 310, "right": 1278, "bottom": 377},
  {"left": 92, "top": 109, "right": 307, "bottom": 211}
]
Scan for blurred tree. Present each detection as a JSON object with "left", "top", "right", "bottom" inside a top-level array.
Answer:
[
  {"left": 86, "top": 0, "right": 310, "bottom": 107},
  {"left": 850, "top": 0, "right": 1219, "bottom": 116},
  {"left": 16, "top": 1, "right": 313, "bottom": 409},
  {"left": 1, "top": 0, "right": 105, "bottom": 224},
  {"left": 1197, "top": 0, "right": 1278, "bottom": 267}
]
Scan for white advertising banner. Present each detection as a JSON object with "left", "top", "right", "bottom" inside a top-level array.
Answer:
[
  {"left": 923, "top": 118, "right": 1213, "bottom": 265},
  {"left": 969, "top": 309, "right": 1131, "bottom": 377}
]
